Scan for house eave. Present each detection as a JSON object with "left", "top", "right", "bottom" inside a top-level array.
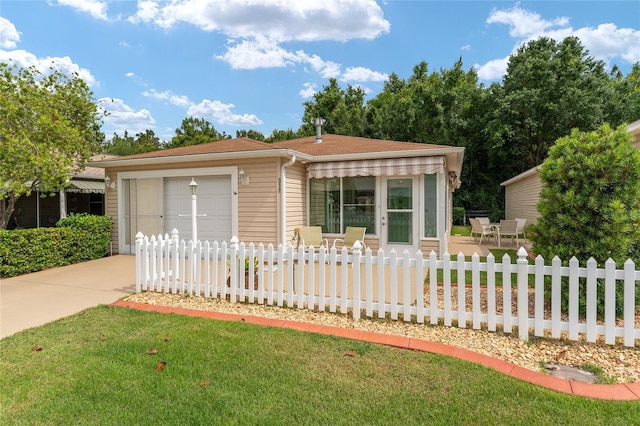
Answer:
[
  {"left": 501, "top": 165, "right": 542, "bottom": 186},
  {"left": 89, "top": 149, "right": 311, "bottom": 168}
]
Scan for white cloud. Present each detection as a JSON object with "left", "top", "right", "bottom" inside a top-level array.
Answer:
[
  {"left": 0, "top": 49, "right": 97, "bottom": 87},
  {"left": 54, "top": 0, "right": 110, "bottom": 21},
  {"left": 479, "top": 5, "right": 640, "bottom": 80},
  {"left": 129, "top": 0, "right": 389, "bottom": 42},
  {"left": 475, "top": 57, "right": 509, "bottom": 81},
  {"left": 187, "top": 99, "right": 263, "bottom": 126},
  {"left": 486, "top": 5, "right": 568, "bottom": 38},
  {"left": 217, "top": 36, "right": 344, "bottom": 79},
  {"left": 461, "top": 44, "right": 471, "bottom": 51},
  {"left": 574, "top": 23, "right": 640, "bottom": 64},
  {"left": 304, "top": 54, "right": 341, "bottom": 78},
  {"left": 217, "top": 37, "right": 299, "bottom": 69},
  {"left": 299, "top": 82, "right": 316, "bottom": 99},
  {"left": 143, "top": 89, "right": 191, "bottom": 108},
  {"left": 0, "top": 17, "right": 20, "bottom": 49},
  {"left": 341, "top": 66, "right": 388, "bottom": 82},
  {"left": 98, "top": 97, "right": 156, "bottom": 134}
]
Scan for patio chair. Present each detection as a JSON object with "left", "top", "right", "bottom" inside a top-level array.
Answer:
[
  {"left": 298, "top": 226, "right": 329, "bottom": 254},
  {"left": 477, "top": 217, "right": 491, "bottom": 228},
  {"left": 332, "top": 226, "right": 367, "bottom": 252},
  {"left": 515, "top": 218, "right": 527, "bottom": 239},
  {"left": 469, "top": 218, "right": 495, "bottom": 245},
  {"left": 498, "top": 219, "right": 519, "bottom": 247}
]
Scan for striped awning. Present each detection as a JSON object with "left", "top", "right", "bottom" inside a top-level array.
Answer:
[
  {"left": 66, "top": 180, "right": 105, "bottom": 194},
  {"left": 308, "top": 156, "right": 445, "bottom": 179}
]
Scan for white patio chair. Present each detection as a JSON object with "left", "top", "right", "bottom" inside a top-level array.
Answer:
[
  {"left": 332, "top": 226, "right": 367, "bottom": 252},
  {"left": 469, "top": 218, "right": 495, "bottom": 245},
  {"left": 477, "top": 217, "right": 491, "bottom": 228},
  {"left": 298, "top": 226, "right": 329, "bottom": 255},
  {"left": 498, "top": 219, "right": 519, "bottom": 247},
  {"left": 515, "top": 218, "right": 527, "bottom": 239}
]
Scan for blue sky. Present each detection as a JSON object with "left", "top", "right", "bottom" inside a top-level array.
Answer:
[{"left": 1, "top": 1, "right": 639, "bottom": 142}]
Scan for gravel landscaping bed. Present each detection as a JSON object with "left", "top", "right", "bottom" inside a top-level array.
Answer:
[{"left": 124, "top": 291, "right": 639, "bottom": 384}]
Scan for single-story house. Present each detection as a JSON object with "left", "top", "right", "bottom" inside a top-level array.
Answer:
[
  {"left": 1, "top": 155, "right": 114, "bottom": 229},
  {"left": 89, "top": 131, "right": 464, "bottom": 256},
  {"left": 501, "top": 119, "right": 640, "bottom": 224}
]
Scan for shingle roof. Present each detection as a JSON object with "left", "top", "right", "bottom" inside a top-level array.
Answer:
[
  {"left": 91, "top": 134, "right": 454, "bottom": 163},
  {"left": 273, "top": 134, "right": 454, "bottom": 157},
  {"left": 106, "top": 137, "right": 276, "bottom": 161}
]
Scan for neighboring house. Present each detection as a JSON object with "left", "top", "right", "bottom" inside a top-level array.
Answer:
[
  {"left": 89, "top": 131, "right": 464, "bottom": 256},
  {"left": 2, "top": 154, "right": 114, "bottom": 229},
  {"left": 501, "top": 119, "right": 640, "bottom": 224}
]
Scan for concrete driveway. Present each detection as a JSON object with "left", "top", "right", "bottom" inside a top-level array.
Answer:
[{"left": 0, "top": 255, "right": 136, "bottom": 339}]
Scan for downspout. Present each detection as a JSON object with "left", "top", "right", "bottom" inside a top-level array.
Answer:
[{"left": 280, "top": 155, "right": 296, "bottom": 245}]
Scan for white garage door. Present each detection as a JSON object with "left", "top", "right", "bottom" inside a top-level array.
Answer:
[{"left": 164, "top": 175, "right": 232, "bottom": 243}]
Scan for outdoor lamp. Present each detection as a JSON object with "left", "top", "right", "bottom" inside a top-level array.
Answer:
[
  {"left": 189, "top": 178, "right": 198, "bottom": 195},
  {"left": 104, "top": 175, "right": 114, "bottom": 189},
  {"left": 239, "top": 169, "right": 250, "bottom": 185}
]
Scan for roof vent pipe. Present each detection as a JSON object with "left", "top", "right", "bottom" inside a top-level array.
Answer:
[{"left": 314, "top": 118, "right": 325, "bottom": 143}]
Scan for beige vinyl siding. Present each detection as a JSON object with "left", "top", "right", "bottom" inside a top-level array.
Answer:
[
  {"left": 105, "top": 170, "right": 119, "bottom": 254},
  {"left": 284, "top": 162, "right": 306, "bottom": 242},
  {"left": 236, "top": 159, "right": 279, "bottom": 245},
  {"left": 504, "top": 172, "right": 542, "bottom": 223},
  {"left": 632, "top": 132, "right": 640, "bottom": 150},
  {"left": 107, "top": 157, "right": 281, "bottom": 248}
]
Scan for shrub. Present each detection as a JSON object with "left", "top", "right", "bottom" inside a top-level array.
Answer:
[
  {"left": 452, "top": 207, "right": 466, "bottom": 226},
  {"left": 56, "top": 213, "right": 112, "bottom": 257},
  {"left": 0, "top": 214, "right": 112, "bottom": 278},
  {"left": 532, "top": 124, "right": 640, "bottom": 316}
]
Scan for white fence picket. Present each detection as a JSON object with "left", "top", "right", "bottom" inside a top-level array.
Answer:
[{"left": 134, "top": 232, "right": 640, "bottom": 348}]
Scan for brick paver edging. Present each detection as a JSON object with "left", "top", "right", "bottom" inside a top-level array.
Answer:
[{"left": 110, "top": 300, "right": 640, "bottom": 401}]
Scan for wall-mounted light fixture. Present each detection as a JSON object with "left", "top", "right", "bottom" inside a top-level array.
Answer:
[
  {"left": 239, "top": 169, "right": 250, "bottom": 185},
  {"left": 104, "top": 175, "right": 115, "bottom": 189}
]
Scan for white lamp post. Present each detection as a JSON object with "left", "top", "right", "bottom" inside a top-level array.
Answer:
[{"left": 189, "top": 178, "right": 198, "bottom": 242}]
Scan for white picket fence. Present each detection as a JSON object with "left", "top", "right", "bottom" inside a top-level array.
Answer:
[{"left": 135, "top": 230, "right": 640, "bottom": 347}]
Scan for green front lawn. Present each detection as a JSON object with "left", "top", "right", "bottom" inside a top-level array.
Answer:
[{"left": 0, "top": 306, "right": 636, "bottom": 425}]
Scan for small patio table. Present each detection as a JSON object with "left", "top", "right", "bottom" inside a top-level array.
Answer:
[{"left": 489, "top": 223, "right": 501, "bottom": 247}]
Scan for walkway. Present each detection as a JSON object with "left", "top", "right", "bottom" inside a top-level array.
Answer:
[{"left": 0, "top": 255, "right": 136, "bottom": 339}]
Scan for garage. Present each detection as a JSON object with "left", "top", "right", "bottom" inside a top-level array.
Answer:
[
  {"left": 164, "top": 175, "right": 232, "bottom": 244},
  {"left": 117, "top": 167, "right": 238, "bottom": 254}
]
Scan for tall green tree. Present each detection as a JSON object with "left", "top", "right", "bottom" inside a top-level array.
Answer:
[
  {"left": 235, "top": 129, "right": 266, "bottom": 141},
  {"left": 164, "top": 117, "right": 229, "bottom": 149},
  {"left": 102, "top": 130, "right": 162, "bottom": 155},
  {"left": 604, "top": 63, "right": 640, "bottom": 125},
  {"left": 488, "top": 37, "right": 610, "bottom": 179},
  {"left": 0, "top": 62, "right": 104, "bottom": 229},
  {"left": 265, "top": 128, "right": 301, "bottom": 142},
  {"left": 299, "top": 79, "right": 367, "bottom": 136},
  {"left": 135, "top": 129, "right": 162, "bottom": 153}
]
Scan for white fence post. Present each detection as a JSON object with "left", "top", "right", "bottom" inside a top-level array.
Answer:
[
  {"left": 516, "top": 247, "right": 529, "bottom": 342},
  {"left": 352, "top": 241, "right": 362, "bottom": 320},
  {"left": 624, "top": 259, "right": 636, "bottom": 347},
  {"left": 135, "top": 232, "right": 145, "bottom": 293}
]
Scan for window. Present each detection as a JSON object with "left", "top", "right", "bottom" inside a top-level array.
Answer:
[
  {"left": 310, "top": 176, "right": 375, "bottom": 234},
  {"left": 424, "top": 174, "right": 437, "bottom": 237}
]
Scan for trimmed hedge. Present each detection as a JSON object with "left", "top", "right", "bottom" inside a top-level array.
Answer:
[
  {"left": 0, "top": 214, "right": 112, "bottom": 278},
  {"left": 452, "top": 207, "right": 466, "bottom": 226}
]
